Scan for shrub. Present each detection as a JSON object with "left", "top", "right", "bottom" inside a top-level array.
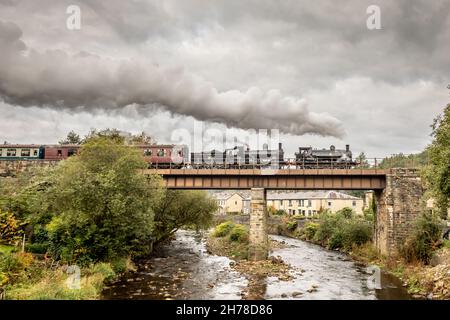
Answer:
[
  {"left": 341, "top": 220, "right": 373, "bottom": 250},
  {"left": 26, "top": 243, "right": 49, "bottom": 254},
  {"left": 228, "top": 225, "right": 249, "bottom": 243},
  {"left": 336, "top": 207, "right": 354, "bottom": 219},
  {"left": 212, "top": 221, "right": 235, "bottom": 237},
  {"left": 286, "top": 220, "right": 298, "bottom": 231},
  {"left": 89, "top": 262, "right": 116, "bottom": 282},
  {"left": 274, "top": 209, "right": 287, "bottom": 216},
  {"left": 303, "top": 222, "right": 319, "bottom": 240},
  {"left": 401, "top": 212, "right": 443, "bottom": 264},
  {"left": 0, "top": 211, "right": 25, "bottom": 245}
]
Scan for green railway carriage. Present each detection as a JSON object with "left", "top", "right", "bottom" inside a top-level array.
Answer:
[{"left": 0, "top": 144, "right": 44, "bottom": 160}]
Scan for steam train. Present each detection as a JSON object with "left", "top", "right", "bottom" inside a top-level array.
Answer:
[{"left": 0, "top": 143, "right": 357, "bottom": 169}]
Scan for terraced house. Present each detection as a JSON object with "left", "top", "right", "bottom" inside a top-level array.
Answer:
[{"left": 267, "top": 191, "right": 363, "bottom": 216}]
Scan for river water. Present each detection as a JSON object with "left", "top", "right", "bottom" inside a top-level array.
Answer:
[{"left": 101, "top": 230, "right": 411, "bottom": 300}]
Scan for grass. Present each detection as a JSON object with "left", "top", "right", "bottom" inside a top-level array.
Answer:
[
  {"left": 5, "top": 262, "right": 117, "bottom": 300},
  {"left": 0, "top": 244, "right": 16, "bottom": 255}
]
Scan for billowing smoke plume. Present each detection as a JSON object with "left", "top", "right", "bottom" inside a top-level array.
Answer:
[{"left": 0, "top": 21, "right": 344, "bottom": 137}]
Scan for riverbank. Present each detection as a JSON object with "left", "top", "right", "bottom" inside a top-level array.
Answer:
[
  {"left": 277, "top": 218, "right": 450, "bottom": 300},
  {"left": 0, "top": 245, "right": 135, "bottom": 300}
]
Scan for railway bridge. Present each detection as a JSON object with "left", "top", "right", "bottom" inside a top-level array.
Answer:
[{"left": 144, "top": 168, "right": 423, "bottom": 260}]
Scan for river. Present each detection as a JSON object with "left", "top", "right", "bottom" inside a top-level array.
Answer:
[{"left": 101, "top": 230, "right": 411, "bottom": 300}]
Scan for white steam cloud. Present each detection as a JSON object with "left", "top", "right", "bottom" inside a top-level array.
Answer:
[{"left": 0, "top": 21, "right": 344, "bottom": 137}]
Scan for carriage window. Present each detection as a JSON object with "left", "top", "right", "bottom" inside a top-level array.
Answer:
[
  {"left": 68, "top": 149, "right": 77, "bottom": 157},
  {"left": 144, "top": 149, "right": 152, "bottom": 156},
  {"left": 57, "top": 150, "right": 62, "bottom": 157},
  {"left": 157, "top": 149, "right": 165, "bottom": 156},
  {"left": 21, "top": 149, "right": 31, "bottom": 157},
  {"left": 7, "top": 149, "right": 16, "bottom": 157},
  {"left": 33, "top": 150, "right": 38, "bottom": 156}
]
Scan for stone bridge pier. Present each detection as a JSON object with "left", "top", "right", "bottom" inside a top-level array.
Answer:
[
  {"left": 248, "top": 188, "right": 268, "bottom": 261},
  {"left": 374, "top": 169, "right": 423, "bottom": 256}
]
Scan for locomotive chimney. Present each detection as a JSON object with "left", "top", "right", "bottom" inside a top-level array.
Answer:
[{"left": 346, "top": 144, "right": 350, "bottom": 152}]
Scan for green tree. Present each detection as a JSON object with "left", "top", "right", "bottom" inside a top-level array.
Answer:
[
  {"left": 357, "top": 152, "right": 370, "bottom": 168},
  {"left": 43, "top": 137, "right": 163, "bottom": 263},
  {"left": 83, "top": 128, "right": 125, "bottom": 144},
  {"left": 129, "top": 131, "right": 156, "bottom": 145},
  {"left": 423, "top": 93, "right": 450, "bottom": 220},
  {"left": 379, "top": 151, "right": 428, "bottom": 169},
  {"left": 59, "top": 130, "right": 82, "bottom": 145},
  {"left": 152, "top": 190, "right": 217, "bottom": 243}
]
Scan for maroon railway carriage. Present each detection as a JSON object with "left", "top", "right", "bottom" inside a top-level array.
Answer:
[
  {"left": 137, "top": 144, "right": 189, "bottom": 168},
  {"left": 42, "top": 145, "right": 81, "bottom": 160}
]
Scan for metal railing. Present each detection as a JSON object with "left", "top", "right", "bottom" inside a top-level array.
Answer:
[{"left": 149, "top": 157, "right": 424, "bottom": 170}]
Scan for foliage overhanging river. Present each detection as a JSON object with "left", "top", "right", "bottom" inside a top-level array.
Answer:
[{"left": 101, "top": 230, "right": 412, "bottom": 300}]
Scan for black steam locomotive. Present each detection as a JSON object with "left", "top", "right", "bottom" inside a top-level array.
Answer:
[{"left": 294, "top": 144, "right": 356, "bottom": 168}]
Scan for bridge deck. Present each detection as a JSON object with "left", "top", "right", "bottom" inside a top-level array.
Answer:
[{"left": 143, "top": 168, "right": 402, "bottom": 190}]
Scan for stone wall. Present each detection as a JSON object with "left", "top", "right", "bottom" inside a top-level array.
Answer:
[
  {"left": 374, "top": 168, "right": 423, "bottom": 256},
  {"left": 0, "top": 160, "right": 58, "bottom": 177}
]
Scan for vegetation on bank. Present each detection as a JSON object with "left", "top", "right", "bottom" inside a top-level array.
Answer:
[
  {"left": 0, "top": 129, "right": 217, "bottom": 299},
  {"left": 207, "top": 221, "right": 294, "bottom": 291}
]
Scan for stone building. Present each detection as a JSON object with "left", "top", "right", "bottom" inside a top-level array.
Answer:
[{"left": 213, "top": 191, "right": 251, "bottom": 214}]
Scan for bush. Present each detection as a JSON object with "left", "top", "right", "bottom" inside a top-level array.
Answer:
[
  {"left": 274, "top": 209, "right": 287, "bottom": 216},
  {"left": 336, "top": 207, "right": 354, "bottom": 219},
  {"left": 0, "top": 210, "right": 25, "bottom": 245},
  {"left": 212, "top": 221, "right": 235, "bottom": 237},
  {"left": 311, "top": 211, "right": 373, "bottom": 250},
  {"left": 26, "top": 243, "right": 49, "bottom": 254},
  {"left": 401, "top": 213, "right": 443, "bottom": 264},
  {"left": 89, "top": 262, "right": 116, "bottom": 282},
  {"left": 286, "top": 220, "right": 298, "bottom": 231},
  {"left": 228, "top": 225, "right": 249, "bottom": 243},
  {"left": 303, "top": 222, "right": 319, "bottom": 240}
]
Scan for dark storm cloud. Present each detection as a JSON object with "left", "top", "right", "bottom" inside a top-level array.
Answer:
[
  {"left": 0, "top": 0, "right": 448, "bottom": 156},
  {"left": 0, "top": 20, "right": 345, "bottom": 137}
]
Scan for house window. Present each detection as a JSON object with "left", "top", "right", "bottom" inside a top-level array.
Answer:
[
  {"left": 293, "top": 210, "right": 296, "bottom": 215},
  {"left": 235, "top": 201, "right": 237, "bottom": 205},
  {"left": 280, "top": 200, "right": 283, "bottom": 206},
  {"left": 300, "top": 199, "right": 304, "bottom": 207},
  {"left": 7, "top": 149, "right": 16, "bottom": 157},
  {"left": 308, "top": 210, "right": 311, "bottom": 215},
  {"left": 352, "top": 201, "right": 357, "bottom": 207},
  {"left": 302, "top": 210, "right": 306, "bottom": 215},
  {"left": 308, "top": 200, "right": 312, "bottom": 207},
  {"left": 288, "top": 209, "right": 292, "bottom": 215},
  {"left": 328, "top": 201, "right": 332, "bottom": 207},
  {"left": 289, "top": 200, "right": 292, "bottom": 206}
]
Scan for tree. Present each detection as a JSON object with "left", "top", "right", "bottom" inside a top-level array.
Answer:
[
  {"left": 357, "top": 152, "right": 370, "bottom": 168},
  {"left": 59, "top": 130, "right": 82, "bottom": 145},
  {"left": 378, "top": 151, "right": 428, "bottom": 169},
  {"left": 152, "top": 190, "right": 217, "bottom": 243},
  {"left": 129, "top": 131, "right": 156, "bottom": 145},
  {"left": 423, "top": 91, "right": 450, "bottom": 220},
  {"left": 43, "top": 137, "right": 163, "bottom": 263},
  {"left": 83, "top": 128, "right": 125, "bottom": 144}
]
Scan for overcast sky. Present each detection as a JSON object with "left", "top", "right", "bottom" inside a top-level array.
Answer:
[{"left": 0, "top": 0, "right": 449, "bottom": 158}]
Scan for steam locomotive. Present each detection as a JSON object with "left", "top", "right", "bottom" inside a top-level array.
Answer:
[{"left": 0, "top": 143, "right": 356, "bottom": 169}]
